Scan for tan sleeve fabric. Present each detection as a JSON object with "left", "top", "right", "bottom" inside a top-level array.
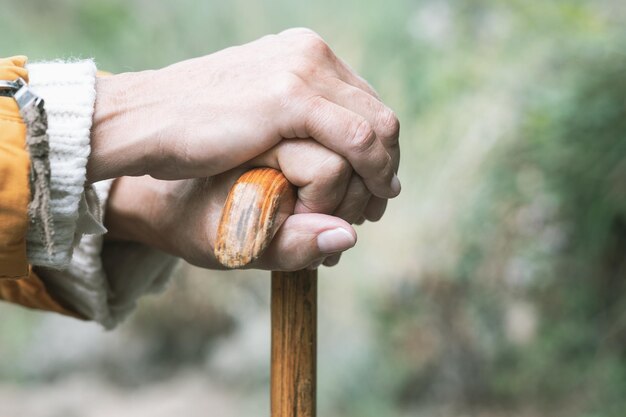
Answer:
[{"left": 0, "top": 268, "right": 83, "bottom": 318}]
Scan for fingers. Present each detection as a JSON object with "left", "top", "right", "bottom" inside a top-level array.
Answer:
[
  {"left": 319, "top": 78, "right": 398, "bottom": 225},
  {"left": 250, "top": 139, "right": 352, "bottom": 215},
  {"left": 276, "top": 28, "right": 401, "bottom": 201},
  {"left": 320, "top": 78, "right": 400, "bottom": 172},
  {"left": 318, "top": 78, "right": 399, "bottom": 224},
  {"left": 294, "top": 96, "right": 400, "bottom": 199},
  {"left": 364, "top": 196, "right": 388, "bottom": 222},
  {"left": 323, "top": 253, "right": 342, "bottom": 267},
  {"left": 313, "top": 79, "right": 398, "bottom": 224},
  {"left": 333, "top": 56, "right": 382, "bottom": 100},
  {"left": 252, "top": 141, "right": 386, "bottom": 226},
  {"left": 254, "top": 213, "right": 357, "bottom": 271},
  {"left": 333, "top": 175, "right": 372, "bottom": 224},
  {"left": 251, "top": 138, "right": 390, "bottom": 230}
]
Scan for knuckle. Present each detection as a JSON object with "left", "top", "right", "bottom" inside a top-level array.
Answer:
[
  {"left": 348, "top": 119, "right": 376, "bottom": 155},
  {"left": 346, "top": 178, "right": 369, "bottom": 203},
  {"left": 286, "top": 31, "right": 332, "bottom": 78},
  {"left": 380, "top": 154, "right": 395, "bottom": 178},
  {"left": 294, "top": 58, "right": 318, "bottom": 79},
  {"left": 301, "top": 35, "right": 331, "bottom": 58},
  {"left": 379, "top": 110, "right": 400, "bottom": 142},
  {"left": 299, "top": 154, "right": 351, "bottom": 214},
  {"left": 337, "top": 177, "right": 369, "bottom": 211},
  {"left": 323, "top": 154, "right": 351, "bottom": 181},
  {"left": 272, "top": 73, "right": 306, "bottom": 101},
  {"left": 304, "top": 94, "right": 326, "bottom": 116}
]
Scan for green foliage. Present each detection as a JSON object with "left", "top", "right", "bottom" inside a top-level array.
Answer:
[
  {"left": 484, "top": 49, "right": 626, "bottom": 414},
  {"left": 374, "top": 35, "right": 626, "bottom": 417}
]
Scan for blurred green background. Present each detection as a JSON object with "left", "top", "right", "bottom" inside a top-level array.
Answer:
[{"left": 2, "top": 0, "right": 626, "bottom": 416}]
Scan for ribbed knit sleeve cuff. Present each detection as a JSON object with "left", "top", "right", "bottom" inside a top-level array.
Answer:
[
  {"left": 25, "top": 59, "right": 97, "bottom": 267},
  {"left": 23, "top": 60, "right": 179, "bottom": 328}
]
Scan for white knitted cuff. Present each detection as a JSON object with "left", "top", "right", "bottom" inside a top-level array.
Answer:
[
  {"left": 24, "top": 60, "right": 179, "bottom": 328},
  {"left": 25, "top": 59, "right": 97, "bottom": 267}
]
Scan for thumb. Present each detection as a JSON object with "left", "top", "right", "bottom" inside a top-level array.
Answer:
[{"left": 253, "top": 213, "right": 357, "bottom": 271}]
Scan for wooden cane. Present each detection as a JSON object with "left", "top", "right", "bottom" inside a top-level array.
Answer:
[{"left": 215, "top": 167, "right": 317, "bottom": 417}]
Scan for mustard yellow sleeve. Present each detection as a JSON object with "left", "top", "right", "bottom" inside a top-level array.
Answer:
[
  {"left": 0, "top": 56, "right": 30, "bottom": 279},
  {"left": 0, "top": 56, "right": 83, "bottom": 319}
]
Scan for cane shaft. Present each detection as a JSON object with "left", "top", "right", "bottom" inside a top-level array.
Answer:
[
  {"left": 271, "top": 270, "right": 317, "bottom": 417},
  {"left": 214, "top": 167, "right": 318, "bottom": 417}
]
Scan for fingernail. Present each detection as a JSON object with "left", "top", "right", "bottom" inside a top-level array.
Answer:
[
  {"left": 317, "top": 228, "right": 356, "bottom": 254},
  {"left": 390, "top": 174, "right": 401, "bottom": 196}
]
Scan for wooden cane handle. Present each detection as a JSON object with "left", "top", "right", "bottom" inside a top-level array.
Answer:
[
  {"left": 214, "top": 167, "right": 317, "bottom": 417},
  {"left": 215, "top": 167, "right": 297, "bottom": 268}
]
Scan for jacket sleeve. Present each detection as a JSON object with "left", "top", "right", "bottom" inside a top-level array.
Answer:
[
  {"left": 0, "top": 57, "right": 30, "bottom": 279},
  {"left": 0, "top": 56, "right": 82, "bottom": 317},
  {"left": 0, "top": 56, "right": 178, "bottom": 328}
]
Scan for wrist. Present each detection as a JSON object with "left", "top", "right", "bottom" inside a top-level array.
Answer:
[
  {"left": 88, "top": 72, "right": 157, "bottom": 183},
  {"left": 105, "top": 176, "right": 162, "bottom": 246}
]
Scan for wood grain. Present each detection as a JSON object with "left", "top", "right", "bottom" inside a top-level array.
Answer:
[
  {"left": 271, "top": 269, "right": 317, "bottom": 417},
  {"left": 214, "top": 167, "right": 317, "bottom": 417},
  {"left": 215, "top": 168, "right": 296, "bottom": 268}
]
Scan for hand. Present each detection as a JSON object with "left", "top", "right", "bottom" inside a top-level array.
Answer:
[
  {"left": 89, "top": 28, "right": 401, "bottom": 206},
  {"left": 105, "top": 172, "right": 358, "bottom": 271},
  {"left": 249, "top": 139, "right": 383, "bottom": 266}
]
